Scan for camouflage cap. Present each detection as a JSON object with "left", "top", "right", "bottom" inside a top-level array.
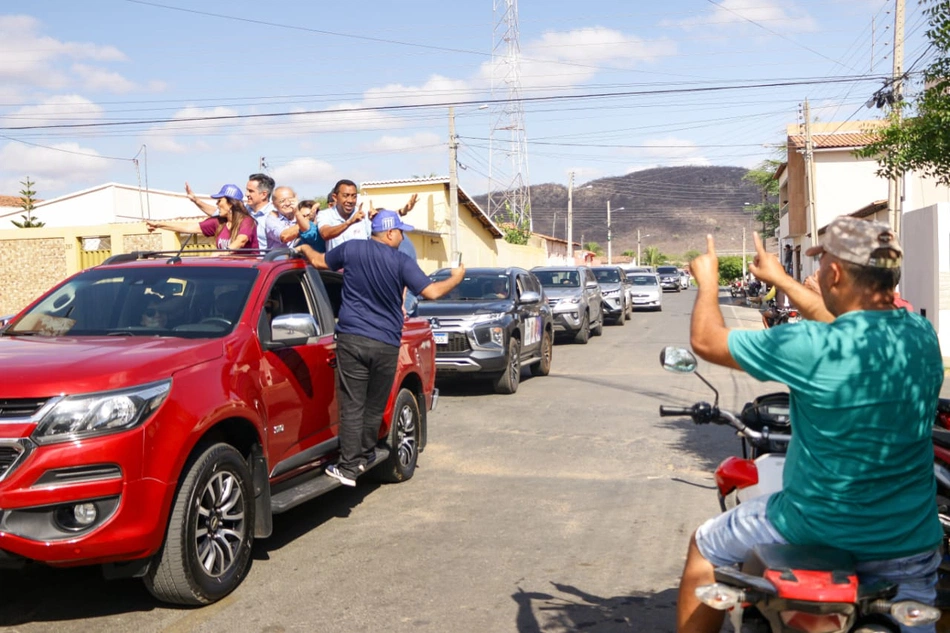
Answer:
[{"left": 804, "top": 216, "right": 902, "bottom": 269}]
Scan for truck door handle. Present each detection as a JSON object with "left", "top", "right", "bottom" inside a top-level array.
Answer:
[{"left": 327, "top": 354, "right": 337, "bottom": 368}]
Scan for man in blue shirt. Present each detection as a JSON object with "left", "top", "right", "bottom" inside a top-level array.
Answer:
[
  {"left": 298, "top": 210, "right": 464, "bottom": 487},
  {"left": 678, "top": 217, "right": 943, "bottom": 633}
]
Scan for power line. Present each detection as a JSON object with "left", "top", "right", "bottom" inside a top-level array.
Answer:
[{"left": 0, "top": 75, "right": 892, "bottom": 132}]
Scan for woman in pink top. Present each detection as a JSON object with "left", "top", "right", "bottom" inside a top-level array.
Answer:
[{"left": 146, "top": 183, "right": 259, "bottom": 251}]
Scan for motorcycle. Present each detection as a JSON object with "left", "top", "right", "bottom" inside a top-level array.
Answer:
[
  {"left": 731, "top": 279, "right": 746, "bottom": 298},
  {"left": 658, "top": 346, "right": 941, "bottom": 633}
]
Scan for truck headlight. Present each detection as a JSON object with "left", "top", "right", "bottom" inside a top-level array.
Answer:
[
  {"left": 558, "top": 297, "right": 581, "bottom": 305},
  {"left": 32, "top": 379, "right": 171, "bottom": 445},
  {"left": 489, "top": 326, "right": 504, "bottom": 346}
]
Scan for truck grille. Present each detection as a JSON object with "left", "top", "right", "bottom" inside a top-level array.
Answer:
[
  {"left": 547, "top": 299, "right": 559, "bottom": 308},
  {"left": 436, "top": 333, "right": 470, "bottom": 353},
  {"left": 0, "top": 398, "right": 49, "bottom": 419},
  {"left": 0, "top": 444, "right": 24, "bottom": 478}
]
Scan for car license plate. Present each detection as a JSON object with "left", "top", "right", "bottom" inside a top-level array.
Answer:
[{"left": 433, "top": 332, "right": 448, "bottom": 345}]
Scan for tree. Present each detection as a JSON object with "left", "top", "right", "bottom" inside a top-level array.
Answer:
[
  {"left": 742, "top": 159, "right": 782, "bottom": 236},
  {"left": 683, "top": 249, "right": 702, "bottom": 262},
  {"left": 642, "top": 246, "right": 668, "bottom": 267},
  {"left": 718, "top": 255, "right": 744, "bottom": 286},
  {"left": 621, "top": 249, "right": 636, "bottom": 258},
  {"left": 499, "top": 202, "right": 532, "bottom": 245},
  {"left": 12, "top": 177, "right": 44, "bottom": 228},
  {"left": 583, "top": 241, "right": 604, "bottom": 256},
  {"left": 856, "top": 1, "right": 950, "bottom": 184}
]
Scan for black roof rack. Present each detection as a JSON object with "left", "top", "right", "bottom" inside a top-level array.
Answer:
[{"left": 97, "top": 248, "right": 304, "bottom": 266}]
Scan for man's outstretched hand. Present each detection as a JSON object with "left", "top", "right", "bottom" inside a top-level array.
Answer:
[
  {"left": 748, "top": 231, "right": 787, "bottom": 286},
  {"left": 690, "top": 234, "right": 720, "bottom": 289}
]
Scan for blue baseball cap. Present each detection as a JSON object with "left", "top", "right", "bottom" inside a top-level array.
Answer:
[
  {"left": 371, "top": 209, "right": 414, "bottom": 233},
  {"left": 210, "top": 183, "right": 244, "bottom": 202}
]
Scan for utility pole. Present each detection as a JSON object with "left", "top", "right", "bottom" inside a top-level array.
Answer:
[
  {"left": 888, "top": 0, "right": 905, "bottom": 236},
  {"left": 259, "top": 156, "right": 266, "bottom": 172},
  {"left": 803, "top": 100, "right": 819, "bottom": 259},
  {"left": 552, "top": 210, "right": 558, "bottom": 239},
  {"left": 637, "top": 229, "right": 641, "bottom": 267},
  {"left": 607, "top": 200, "right": 612, "bottom": 265},
  {"left": 742, "top": 226, "right": 747, "bottom": 279},
  {"left": 448, "top": 106, "right": 460, "bottom": 260},
  {"left": 567, "top": 171, "right": 574, "bottom": 263}
]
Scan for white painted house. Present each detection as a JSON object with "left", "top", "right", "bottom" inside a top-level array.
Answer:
[{"left": 0, "top": 183, "right": 210, "bottom": 229}]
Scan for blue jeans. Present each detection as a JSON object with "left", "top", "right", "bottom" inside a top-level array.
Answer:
[{"left": 695, "top": 494, "right": 941, "bottom": 633}]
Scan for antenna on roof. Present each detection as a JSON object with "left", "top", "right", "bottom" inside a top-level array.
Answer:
[{"left": 167, "top": 233, "right": 193, "bottom": 265}]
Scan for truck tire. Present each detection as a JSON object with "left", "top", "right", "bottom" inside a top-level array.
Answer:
[
  {"left": 591, "top": 315, "right": 604, "bottom": 336},
  {"left": 530, "top": 330, "right": 552, "bottom": 377},
  {"left": 624, "top": 302, "right": 632, "bottom": 320},
  {"left": 493, "top": 337, "right": 521, "bottom": 394},
  {"left": 144, "top": 443, "right": 255, "bottom": 605},
  {"left": 573, "top": 313, "right": 590, "bottom": 345},
  {"left": 377, "top": 388, "right": 420, "bottom": 483}
]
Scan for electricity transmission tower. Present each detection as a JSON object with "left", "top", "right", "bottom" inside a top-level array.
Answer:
[{"left": 488, "top": 0, "right": 532, "bottom": 230}]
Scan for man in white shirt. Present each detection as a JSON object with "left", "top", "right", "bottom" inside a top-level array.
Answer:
[{"left": 318, "top": 179, "right": 419, "bottom": 251}]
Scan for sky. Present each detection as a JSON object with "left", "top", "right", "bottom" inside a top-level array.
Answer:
[{"left": 0, "top": 0, "right": 933, "bottom": 207}]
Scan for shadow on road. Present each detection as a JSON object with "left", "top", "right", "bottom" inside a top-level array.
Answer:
[
  {"left": 0, "top": 480, "right": 384, "bottom": 626},
  {"left": 513, "top": 582, "right": 678, "bottom": 632}
]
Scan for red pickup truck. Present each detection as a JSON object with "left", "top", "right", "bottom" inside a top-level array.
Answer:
[{"left": 0, "top": 249, "right": 437, "bottom": 605}]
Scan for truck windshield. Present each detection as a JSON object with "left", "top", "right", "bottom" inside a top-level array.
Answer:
[
  {"left": 428, "top": 271, "right": 510, "bottom": 300},
  {"left": 657, "top": 267, "right": 678, "bottom": 275},
  {"left": 631, "top": 275, "right": 658, "bottom": 286},
  {"left": 594, "top": 269, "right": 620, "bottom": 283},
  {"left": 5, "top": 267, "right": 258, "bottom": 338},
  {"left": 533, "top": 270, "right": 579, "bottom": 288}
]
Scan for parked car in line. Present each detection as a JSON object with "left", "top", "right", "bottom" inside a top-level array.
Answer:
[
  {"left": 628, "top": 273, "right": 663, "bottom": 311},
  {"left": 531, "top": 266, "right": 604, "bottom": 344},
  {"left": 591, "top": 266, "right": 631, "bottom": 325},
  {"left": 415, "top": 267, "right": 553, "bottom": 394},
  {"left": 0, "top": 249, "right": 437, "bottom": 605},
  {"left": 656, "top": 265, "right": 681, "bottom": 292}
]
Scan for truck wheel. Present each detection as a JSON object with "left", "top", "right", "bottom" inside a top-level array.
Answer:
[
  {"left": 494, "top": 337, "right": 521, "bottom": 394},
  {"left": 591, "top": 315, "right": 604, "bottom": 336},
  {"left": 530, "top": 330, "right": 552, "bottom": 377},
  {"left": 573, "top": 313, "right": 590, "bottom": 344},
  {"left": 614, "top": 309, "right": 625, "bottom": 326},
  {"left": 624, "top": 302, "right": 632, "bottom": 320},
  {"left": 144, "top": 443, "right": 255, "bottom": 605},
  {"left": 377, "top": 388, "right": 420, "bottom": 483}
]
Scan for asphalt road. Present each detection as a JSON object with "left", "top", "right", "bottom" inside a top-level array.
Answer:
[{"left": 0, "top": 291, "right": 806, "bottom": 632}]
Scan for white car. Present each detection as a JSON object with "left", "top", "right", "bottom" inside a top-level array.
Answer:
[{"left": 628, "top": 273, "right": 662, "bottom": 311}]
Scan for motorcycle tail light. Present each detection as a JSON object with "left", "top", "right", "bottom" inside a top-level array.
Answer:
[
  {"left": 779, "top": 610, "right": 847, "bottom": 632},
  {"left": 695, "top": 583, "right": 743, "bottom": 610},
  {"left": 890, "top": 601, "right": 941, "bottom": 627}
]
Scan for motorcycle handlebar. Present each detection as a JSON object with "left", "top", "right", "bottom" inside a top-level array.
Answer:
[{"left": 659, "top": 405, "right": 694, "bottom": 417}]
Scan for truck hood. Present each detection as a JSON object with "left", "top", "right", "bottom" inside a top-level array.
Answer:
[
  {"left": 0, "top": 336, "right": 224, "bottom": 397},
  {"left": 541, "top": 287, "right": 583, "bottom": 299},
  {"left": 598, "top": 282, "right": 622, "bottom": 292},
  {"left": 416, "top": 299, "right": 513, "bottom": 317}
]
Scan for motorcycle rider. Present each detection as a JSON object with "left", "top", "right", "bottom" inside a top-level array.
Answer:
[{"left": 679, "top": 217, "right": 944, "bottom": 633}]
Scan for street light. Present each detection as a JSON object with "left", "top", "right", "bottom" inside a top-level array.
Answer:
[
  {"left": 637, "top": 230, "right": 651, "bottom": 266},
  {"left": 607, "top": 202, "right": 624, "bottom": 265}
]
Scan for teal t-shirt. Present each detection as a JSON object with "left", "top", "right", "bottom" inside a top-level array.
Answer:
[{"left": 728, "top": 309, "right": 943, "bottom": 561}]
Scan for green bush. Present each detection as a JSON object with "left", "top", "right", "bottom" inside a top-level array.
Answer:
[{"left": 718, "top": 255, "right": 743, "bottom": 286}]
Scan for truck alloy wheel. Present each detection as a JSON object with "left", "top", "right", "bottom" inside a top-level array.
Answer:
[
  {"left": 530, "top": 331, "right": 552, "bottom": 377},
  {"left": 144, "top": 443, "right": 255, "bottom": 605},
  {"left": 378, "top": 388, "right": 420, "bottom": 483},
  {"left": 494, "top": 337, "right": 521, "bottom": 394}
]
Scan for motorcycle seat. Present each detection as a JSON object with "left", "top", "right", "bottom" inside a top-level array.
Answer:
[
  {"left": 933, "top": 427, "right": 950, "bottom": 450},
  {"left": 743, "top": 543, "right": 856, "bottom": 577}
]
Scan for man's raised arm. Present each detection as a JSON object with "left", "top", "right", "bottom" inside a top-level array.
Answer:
[
  {"left": 748, "top": 232, "right": 833, "bottom": 323},
  {"left": 420, "top": 265, "right": 465, "bottom": 299}
]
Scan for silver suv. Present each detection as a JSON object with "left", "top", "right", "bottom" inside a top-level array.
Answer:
[{"left": 532, "top": 266, "right": 604, "bottom": 344}]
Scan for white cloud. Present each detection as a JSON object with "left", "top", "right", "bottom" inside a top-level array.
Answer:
[
  {"left": 270, "top": 158, "right": 336, "bottom": 189},
  {"left": 626, "top": 137, "right": 711, "bottom": 170},
  {"left": 361, "top": 132, "right": 443, "bottom": 153},
  {"left": 1, "top": 94, "right": 104, "bottom": 128},
  {"left": 670, "top": 0, "right": 817, "bottom": 33},
  {"left": 364, "top": 76, "right": 476, "bottom": 107},
  {"left": 0, "top": 141, "right": 112, "bottom": 193},
  {"left": 71, "top": 64, "right": 137, "bottom": 93}
]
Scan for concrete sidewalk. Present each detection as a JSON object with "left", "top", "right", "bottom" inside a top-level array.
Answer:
[{"left": 719, "top": 292, "right": 765, "bottom": 331}]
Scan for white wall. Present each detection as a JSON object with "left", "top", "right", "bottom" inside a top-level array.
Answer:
[
  {"left": 813, "top": 151, "right": 888, "bottom": 229},
  {"left": 902, "top": 202, "right": 950, "bottom": 360},
  {"left": 33, "top": 185, "right": 209, "bottom": 227}
]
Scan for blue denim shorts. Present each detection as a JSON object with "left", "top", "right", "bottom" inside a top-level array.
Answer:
[{"left": 695, "top": 493, "right": 941, "bottom": 633}]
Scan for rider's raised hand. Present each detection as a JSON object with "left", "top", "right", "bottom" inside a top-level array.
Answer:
[
  {"left": 748, "top": 231, "right": 787, "bottom": 286},
  {"left": 690, "top": 234, "right": 720, "bottom": 290}
]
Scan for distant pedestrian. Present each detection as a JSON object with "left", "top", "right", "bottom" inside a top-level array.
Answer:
[
  {"left": 147, "top": 184, "right": 258, "bottom": 251},
  {"left": 297, "top": 210, "right": 465, "bottom": 487},
  {"left": 783, "top": 244, "right": 793, "bottom": 275}
]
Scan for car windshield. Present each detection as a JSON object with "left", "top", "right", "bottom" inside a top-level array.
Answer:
[
  {"left": 4, "top": 266, "right": 258, "bottom": 338},
  {"left": 533, "top": 270, "right": 579, "bottom": 288},
  {"left": 657, "top": 267, "right": 678, "bottom": 275},
  {"left": 632, "top": 275, "right": 658, "bottom": 286},
  {"left": 594, "top": 269, "right": 621, "bottom": 283},
  {"left": 427, "top": 271, "right": 510, "bottom": 300}
]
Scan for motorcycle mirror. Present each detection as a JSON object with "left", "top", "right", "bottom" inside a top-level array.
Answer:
[{"left": 660, "top": 346, "right": 698, "bottom": 374}]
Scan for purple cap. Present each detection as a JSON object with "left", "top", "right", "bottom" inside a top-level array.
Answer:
[
  {"left": 371, "top": 209, "right": 414, "bottom": 233},
  {"left": 210, "top": 184, "right": 243, "bottom": 202}
]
